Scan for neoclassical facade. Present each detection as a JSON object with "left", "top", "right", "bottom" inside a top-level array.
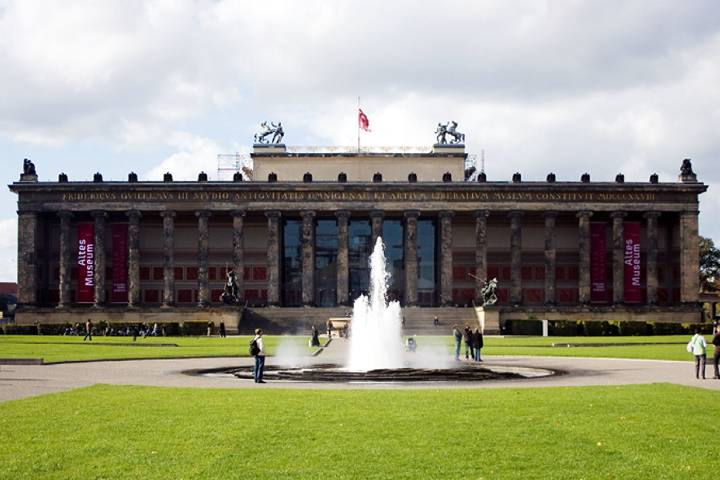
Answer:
[{"left": 9, "top": 145, "right": 707, "bottom": 332}]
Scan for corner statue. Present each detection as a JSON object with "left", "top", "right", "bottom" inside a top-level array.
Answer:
[
  {"left": 481, "top": 278, "right": 498, "bottom": 306},
  {"left": 22, "top": 158, "right": 36, "bottom": 175},
  {"left": 254, "top": 121, "right": 285, "bottom": 145},
  {"left": 221, "top": 269, "right": 240, "bottom": 305},
  {"left": 434, "top": 121, "right": 465, "bottom": 145}
]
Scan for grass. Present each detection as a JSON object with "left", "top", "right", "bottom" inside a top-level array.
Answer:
[
  {"left": 0, "top": 335, "right": 312, "bottom": 363},
  {"left": 0, "top": 383, "right": 718, "bottom": 479},
  {"left": 417, "top": 335, "right": 699, "bottom": 362}
]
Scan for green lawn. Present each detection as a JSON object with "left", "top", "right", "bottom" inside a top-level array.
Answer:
[
  {"left": 418, "top": 335, "right": 697, "bottom": 361},
  {"left": 0, "top": 335, "right": 312, "bottom": 363},
  {"left": 0, "top": 383, "right": 717, "bottom": 479}
]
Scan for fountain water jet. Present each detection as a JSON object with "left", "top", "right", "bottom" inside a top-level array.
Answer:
[{"left": 346, "top": 237, "right": 403, "bottom": 371}]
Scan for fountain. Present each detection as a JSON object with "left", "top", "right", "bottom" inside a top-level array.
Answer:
[{"left": 347, "top": 237, "right": 403, "bottom": 371}]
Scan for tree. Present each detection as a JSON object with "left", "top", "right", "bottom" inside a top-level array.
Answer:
[{"left": 699, "top": 236, "right": 720, "bottom": 292}]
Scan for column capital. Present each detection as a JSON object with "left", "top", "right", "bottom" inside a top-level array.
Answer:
[
  {"left": 300, "top": 210, "right": 316, "bottom": 220},
  {"left": 57, "top": 210, "right": 73, "bottom": 220},
  {"left": 91, "top": 210, "right": 107, "bottom": 219},
  {"left": 403, "top": 210, "right": 421, "bottom": 220},
  {"left": 17, "top": 209, "right": 40, "bottom": 216},
  {"left": 576, "top": 210, "right": 593, "bottom": 219},
  {"left": 474, "top": 210, "right": 490, "bottom": 219},
  {"left": 335, "top": 210, "right": 351, "bottom": 220},
  {"left": 265, "top": 210, "right": 282, "bottom": 219},
  {"left": 230, "top": 209, "right": 246, "bottom": 218},
  {"left": 681, "top": 210, "right": 700, "bottom": 217},
  {"left": 643, "top": 211, "right": 661, "bottom": 219},
  {"left": 438, "top": 210, "right": 455, "bottom": 219},
  {"left": 370, "top": 210, "right": 384, "bottom": 219},
  {"left": 160, "top": 210, "right": 176, "bottom": 219},
  {"left": 195, "top": 210, "right": 212, "bottom": 218},
  {"left": 507, "top": 210, "right": 524, "bottom": 219},
  {"left": 544, "top": 210, "right": 559, "bottom": 219},
  {"left": 611, "top": 211, "right": 627, "bottom": 219},
  {"left": 126, "top": 209, "right": 142, "bottom": 219}
]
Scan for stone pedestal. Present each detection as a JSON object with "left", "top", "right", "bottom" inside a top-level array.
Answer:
[
  {"left": 161, "top": 211, "right": 176, "bottom": 307},
  {"left": 403, "top": 210, "right": 420, "bottom": 306},
  {"left": 196, "top": 210, "right": 211, "bottom": 307},
  {"left": 336, "top": 211, "right": 350, "bottom": 306},
  {"left": 474, "top": 305, "right": 499, "bottom": 334},
  {"left": 266, "top": 211, "right": 282, "bottom": 306},
  {"left": 253, "top": 144, "right": 286, "bottom": 154}
]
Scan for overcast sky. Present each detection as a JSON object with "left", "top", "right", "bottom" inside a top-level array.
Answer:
[{"left": 1, "top": 0, "right": 719, "bottom": 281}]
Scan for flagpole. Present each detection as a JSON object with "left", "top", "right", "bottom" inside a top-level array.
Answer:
[{"left": 357, "top": 96, "right": 360, "bottom": 153}]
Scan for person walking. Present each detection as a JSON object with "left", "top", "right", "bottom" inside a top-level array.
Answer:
[
  {"left": 689, "top": 327, "right": 707, "bottom": 379},
  {"left": 473, "top": 327, "right": 483, "bottom": 362},
  {"left": 452, "top": 325, "right": 462, "bottom": 361},
  {"left": 463, "top": 326, "right": 473, "bottom": 360},
  {"left": 712, "top": 326, "right": 720, "bottom": 379},
  {"left": 219, "top": 321, "right": 227, "bottom": 338},
  {"left": 207, "top": 321, "right": 213, "bottom": 337},
  {"left": 251, "top": 328, "right": 266, "bottom": 383},
  {"left": 83, "top": 319, "right": 93, "bottom": 341}
]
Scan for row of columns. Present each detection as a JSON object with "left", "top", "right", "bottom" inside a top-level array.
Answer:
[{"left": 15, "top": 208, "right": 701, "bottom": 308}]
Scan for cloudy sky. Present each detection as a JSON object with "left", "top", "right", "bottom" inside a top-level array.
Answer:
[{"left": 1, "top": 0, "right": 719, "bottom": 281}]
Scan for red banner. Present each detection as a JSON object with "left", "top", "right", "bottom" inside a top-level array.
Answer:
[
  {"left": 590, "top": 223, "right": 608, "bottom": 302},
  {"left": 624, "top": 221, "right": 642, "bottom": 303},
  {"left": 76, "top": 223, "right": 95, "bottom": 303},
  {"left": 111, "top": 223, "right": 128, "bottom": 303}
]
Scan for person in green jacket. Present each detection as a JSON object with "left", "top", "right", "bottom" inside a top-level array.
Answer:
[{"left": 690, "top": 327, "right": 707, "bottom": 380}]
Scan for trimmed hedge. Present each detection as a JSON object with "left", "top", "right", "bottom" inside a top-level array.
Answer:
[
  {"left": 2, "top": 324, "right": 38, "bottom": 335},
  {"left": 504, "top": 319, "right": 715, "bottom": 336},
  {"left": 180, "top": 321, "right": 212, "bottom": 336}
]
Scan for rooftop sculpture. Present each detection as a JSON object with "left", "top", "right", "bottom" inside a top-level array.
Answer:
[
  {"left": 254, "top": 121, "right": 284, "bottom": 145},
  {"left": 435, "top": 121, "right": 465, "bottom": 145}
]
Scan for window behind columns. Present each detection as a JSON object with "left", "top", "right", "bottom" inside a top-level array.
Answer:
[
  {"left": 282, "top": 219, "right": 302, "bottom": 306},
  {"left": 315, "top": 219, "right": 338, "bottom": 307},
  {"left": 382, "top": 219, "right": 404, "bottom": 303},
  {"left": 349, "top": 219, "right": 371, "bottom": 301},
  {"left": 417, "top": 219, "right": 437, "bottom": 306}
]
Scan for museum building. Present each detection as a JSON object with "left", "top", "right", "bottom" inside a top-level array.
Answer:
[{"left": 9, "top": 142, "right": 707, "bottom": 333}]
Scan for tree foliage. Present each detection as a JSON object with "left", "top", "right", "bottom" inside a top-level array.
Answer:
[{"left": 699, "top": 236, "right": 720, "bottom": 292}]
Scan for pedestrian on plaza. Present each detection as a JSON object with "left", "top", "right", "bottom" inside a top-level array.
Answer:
[
  {"left": 452, "top": 325, "right": 462, "bottom": 360},
  {"left": 251, "top": 328, "right": 266, "bottom": 383},
  {"left": 712, "top": 326, "right": 720, "bottom": 380},
  {"left": 132, "top": 324, "right": 139, "bottom": 342},
  {"left": 219, "top": 321, "right": 227, "bottom": 338},
  {"left": 152, "top": 323, "right": 159, "bottom": 337},
  {"left": 207, "top": 321, "right": 213, "bottom": 336},
  {"left": 83, "top": 319, "right": 93, "bottom": 341},
  {"left": 463, "top": 326, "right": 473, "bottom": 360},
  {"left": 689, "top": 327, "right": 707, "bottom": 379},
  {"left": 310, "top": 325, "right": 320, "bottom": 347},
  {"left": 433, "top": 315, "right": 439, "bottom": 327},
  {"left": 327, "top": 320, "right": 333, "bottom": 339},
  {"left": 473, "top": 327, "right": 483, "bottom": 362}
]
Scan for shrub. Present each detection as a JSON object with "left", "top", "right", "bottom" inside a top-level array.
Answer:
[
  {"left": 181, "top": 321, "right": 210, "bottom": 336},
  {"left": 2, "top": 324, "right": 38, "bottom": 335},
  {"left": 505, "top": 320, "right": 542, "bottom": 335},
  {"left": 36, "top": 323, "right": 68, "bottom": 335},
  {"left": 549, "top": 320, "right": 578, "bottom": 336},
  {"left": 618, "top": 321, "right": 651, "bottom": 336}
]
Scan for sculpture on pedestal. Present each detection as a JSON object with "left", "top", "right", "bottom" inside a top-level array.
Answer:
[
  {"left": 481, "top": 278, "right": 498, "bottom": 306},
  {"left": 434, "top": 121, "right": 465, "bottom": 144},
  {"left": 221, "top": 270, "right": 240, "bottom": 305},
  {"left": 254, "top": 121, "right": 285, "bottom": 144},
  {"left": 23, "top": 158, "right": 36, "bottom": 175}
]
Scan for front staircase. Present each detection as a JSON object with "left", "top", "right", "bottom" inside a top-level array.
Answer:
[{"left": 240, "top": 306, "right": 491, "bottom": 335}]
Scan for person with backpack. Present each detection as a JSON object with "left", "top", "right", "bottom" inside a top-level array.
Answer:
[
  {"left": 250, "top": 328, "right": 266, "bottom": 383},
  {"left": 688, "top": 327, "right": 707, "bottom": 380}
]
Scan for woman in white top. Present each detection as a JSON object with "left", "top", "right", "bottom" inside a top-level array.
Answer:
[{"left": 689, "top": 327, "right": 707, "bottom": 380}]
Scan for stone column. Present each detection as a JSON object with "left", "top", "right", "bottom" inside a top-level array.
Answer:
[
  {"left": 544, "top": 211, "right": 557, "bottom": 305},
  {"left": 612, "top": 211, "right": 626, "bottom": 304},
  {"left": 439, "top": 210, "right": 454, "bottom": 306},
  {"left": 231, "top": 210, "right": 245, "bottom": 302},
  {"left": 336, "top": 210, "right": 350, "bottom": 306},
  {"left": 509, "top": 211, "right": 523, "bottom": 305},
  {"left": 370, "top": 210, "right": 384, "bottom": 248},
  {"left": 645, "top": 212, "right": 660, "bottom": 305},
  {"left": 17, "top": 211, "right": 39, "bottom": 306},
  {"left": 301, "top": 210, "right": 316, "bottom": 306},
  {"left": 266, "top": 211, "right": 282, "bottom": 306},
  {"left": 57, "top": 211, "right": 72, "bottom": 308},
  {"left": 474, "top": 210, "right": 490, "bottom": 302},
  {"left": 196, "top": 210, "right": 211, "bottom": 307},
  {"left": 680, "top": 210, "right": 700, "bottom": 303},
  {"left": 577, "top": 211, "right": 593, "bottom": 304},
  {"left": 92, "top": 210, "right": 106, "bottom": 307},
  {"left": 403, "top": 210, "right": 420, "bottom": 306},
  {"left": 126, "top": 210, "right": 141, "bottom": 307},
  {"left": 160, "top": 211, "right": 176, "bottom": 307}
]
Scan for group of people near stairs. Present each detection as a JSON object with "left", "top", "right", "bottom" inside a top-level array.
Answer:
[{"left": 453, "top": 325, "right": 484, "bottom": 362}]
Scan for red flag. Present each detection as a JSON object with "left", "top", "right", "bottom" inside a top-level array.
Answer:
[{"left": 358, "top": 109, "right": 371, "bottom": 132}]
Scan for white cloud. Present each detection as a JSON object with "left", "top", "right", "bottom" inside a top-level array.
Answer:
[
  {"left": 0, "top": 218, "right": 17, "bottom": 282},
  {"left": 143, "top": 132, "right": 227, "bottom": 181}
]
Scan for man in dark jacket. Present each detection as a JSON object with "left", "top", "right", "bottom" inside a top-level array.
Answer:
[
  {"left": 472, "top": 328, "right": 484, "bottom": 362},
  {"left": 463, "top": 326, "right": 473, "bottom": 360}
]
